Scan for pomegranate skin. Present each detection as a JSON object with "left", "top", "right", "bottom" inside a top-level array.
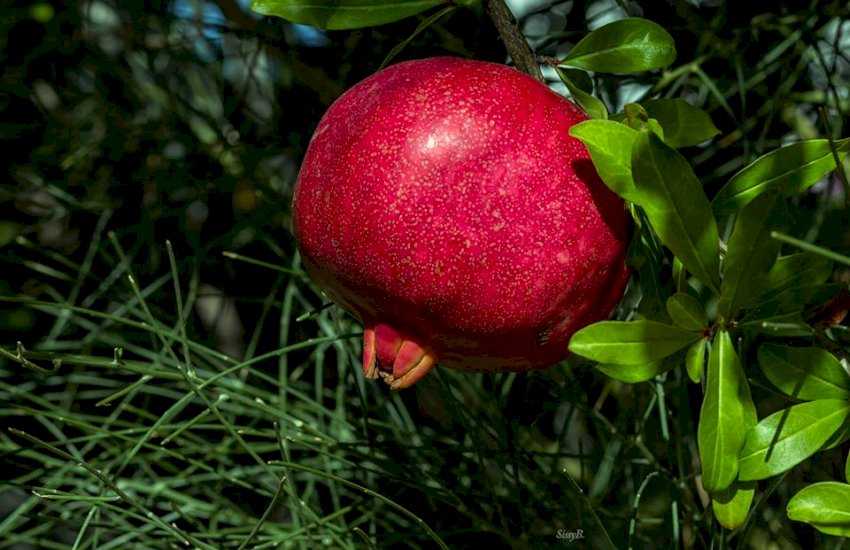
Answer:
[{"left": 293, "top": 57, "right": 630, "bottom": 389}]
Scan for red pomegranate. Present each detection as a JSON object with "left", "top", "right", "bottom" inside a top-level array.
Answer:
[{"left": 292, "top": 57, "right": 630, "bottom": 390}]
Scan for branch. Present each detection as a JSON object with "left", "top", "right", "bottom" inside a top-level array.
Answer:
[{"left": 484, "top": 0, "right": 544, "bottom": 83}]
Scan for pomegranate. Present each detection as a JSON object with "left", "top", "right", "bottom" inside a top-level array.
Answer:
[{"left": 292, "top": 57, "right": 630, "bottom": 390}]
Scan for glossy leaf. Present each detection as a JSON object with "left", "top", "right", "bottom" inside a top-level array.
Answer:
[
  {"left": 738, "top": 400, "right": 850, "bottom": 481},
  {"left": 251, "top": 0, "right": 451, "bottom": 30},
  {"left": 558, "top": 69, "right": 608, "bottom": 120},
  {"left": 561, "top": 18, "right": 676, "bottom": 74},
  {"left": 846, "top": 451, "right": 850, "bottom": 483},
  {"left": 698, "top": 331, "right": 751, "bottom": 492},
  {"left": 758, "top": 344, "right": 850, "bottom": 401},
  {"left": 824, "top": 420, "right": 850, "bottom": 451},
  {"left": 667, "top": 292, "right": 708, "bottom": 331},
  {"left": 569, "top": 320, "right": 700, "bottom": 365},
  {"left": 620, "top": 104, "right": 666, "bottom": 140},
  {"left": 787, "top": 482, "right": 850, "bottom": 537},
  {"left": 596, "top": 359, "right": 675, "bottom": 383},
  {"left": 740, "top": 283, "right": 842, "bottom": 327},
  {"left": 712, "top": 138, "right": 850, "bottom": 214},
  {"left": 570, "top": 120, "right": 640, "bottom": 202},
  {"left": 712, "top": 481, "right": 756, "bottom": 530},
  {"left": 632, "top": 130, "right": 721, "bottom": 293},
  {"left": 613, "top": 99, "right": 720, "bottom": 148},
  {"left": 685, "top": 338, "right": 707, "bottom": 383},
  {"left": 761, "top": 253, "right": 834, "bottom": 302},
  {"left": 718, "top": 193, "right": 786, "bottom": 319}
]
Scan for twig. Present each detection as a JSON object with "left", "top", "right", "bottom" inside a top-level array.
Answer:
[{"left": 484, "top": 0, "right": 544, "bottom": 82}]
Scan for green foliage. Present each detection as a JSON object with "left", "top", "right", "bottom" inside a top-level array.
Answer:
[
  {"left": 712, "top": 138, "right": 850, "bottom": 214},
  {"left": 250, "top": 0, "right": 461, "bottom": 30},
  {"left": 758, "top": 345, "right": 850, "bottom": 401},
  {"left": 569, "top": 120, "right": 639, "bottom": 201},
  {"left": 559, "top": 18, "right": 676, "bottom": 74},
  {"left": 666, "top": 292, "right": 708, "bottom": 331},
  {"left": 698, "top": 331, "right": 755, "bottom": 493},
  {"left": 684, "top": 338, "right": 706, "bottom": 384},
  {"left": 738, "top": 400, "right": 850, "bottom": 481},
  {"left": 611, "top": 99, "right": 720, "bottom": 148},
  {"left": 787, "top": 482, "right": 850, "bottom": 537},
  {"left": 631, "top": 130, "right": 721, "bottom": 293},
  {"left": 557, "top": 68, "right": 608, "bottom": 120},
  {"left": 712, "top": 481, "right": 756, "bottom": 530},
  {"left": 568, "top": 320, "right": 699, "bottom": 367},
  {"left": 718, "top": 193, "right": 786, "bottom": 320}
]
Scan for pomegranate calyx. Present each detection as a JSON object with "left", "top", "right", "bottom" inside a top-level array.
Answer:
[{"left": 363, "top": 324, "right": 436, "bottom": 391}]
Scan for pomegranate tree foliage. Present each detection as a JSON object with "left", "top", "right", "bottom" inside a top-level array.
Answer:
[{"left": 258, "top": 0, "right": 850, "bottom": 540}]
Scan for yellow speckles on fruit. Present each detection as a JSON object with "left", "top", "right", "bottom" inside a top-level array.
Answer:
[{"left": 556, "top": 252, "right": 570, "bottom": 264}]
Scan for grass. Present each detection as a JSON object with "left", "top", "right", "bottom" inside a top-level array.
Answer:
[
  {"left": 0, "top": 226, "right": 692, "bottom": 548},
  {"left": 2, "top": 0, "right": 850, "bottom": 548}
]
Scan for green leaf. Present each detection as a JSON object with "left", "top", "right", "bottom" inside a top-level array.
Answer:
[
  {"left": 787, "top": 482, "right": 850, "bottom": 537},
  {"left": 570, "top": 120, "right": 640, "bottom": 202},
  {"left": 560, "top": 18, "right": 676, "bottom": 74},
  {"left": 0, "top": 221, "right": 24, "bottom": 247},
  {"left": 740, "top": 283, "right": 843, "bottom": 328},
  {"left": 250, "top": 0, "right": 449, "bottom": 30},
  {"left": 761, "top": 253, "right": 833, "bottom": 302},
  {"left": 738, "top": 400, "right": 850, "bottom": 481},
  {"left": 596, "top": 359, "right": 675, "bottom": 383},
  {"left": 631, "top": 130, "right": 721, "bottom": 294},
  {"left": 557, "top": 69, "right": 607, "bottom": 120},
  {"left": 380, "top": 5, "right": 457, "bottom": 68},
  {"left": 636, "top": 99, "right": 720, "bottom": 148},
  {"left": 712, "top": 481, "right": 756, "bottom": 530},
  {"left": 758, "top": 344, "right": 850, "bottom": 401},
  {"left": 698, "top": 331, "right": 751, "bottom": 492},
  {"left": 685, "top": 338, "right": 707, "bottom": 383},
  {"left": 771, "top": 230, "right": 850, "bottom": 269},
  {"left": 569, "top": 320, "right": 700, "bottom": 365},
  {"left": 846, "top": 451, "right": 850, "bottom": 483},
  {"left": 712, "top": 138, "right": 850, "bottom": 214},
  {"left": 718, "top": 193, "right": 786, "bottom": 319},
  {"left": 666, "top": 292, "right": 708, "bottom": 331}
]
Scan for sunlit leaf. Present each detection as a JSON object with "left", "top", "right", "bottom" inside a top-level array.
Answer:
[
  {"left": 613, "top": 99, "right": 720, "bottom": 148},
  {"left": 596, "top": 359, "right": 675, "bottom": 383},
  {"left": 685, "top": 338, "right": 706, "bottom": 383},
  {"left": 739, "top": 283, "right": 843, "bottom": 329},
  {"left": 712, "top": 481, "right": 756, "bottom": 530},
  {"left": 667, "top": 292, "right": 708, "bottom": 331},
  {"left": 699, "top": 331, "right": 751, "bottom": 492},
  {"left": 761, "top": 253, "right": 833, "bottom": 302},
  {"left": 712, "top": 138, "right": 850, "bottom": 214},
  {"left": 570, "top": 120, "right": 640, "bottom": 202},
  {"left": 568, "top": 320, "right": 700, "bottom": 365},
  {"left": 738, "top": 400, "right": 850, "bottom": 481},
  {"left": 787, "top": 482, "right": 850, "bottom": 537},
  {"left": 718, "top": 193, "right": 785, "bottom": 319},
  {"left": 758, "top": 344, "right": 850, "bottom": 401},
  {"left": 251, "top": 0, "right": 452, "bottom": 30},
  {"left": 558, "top": 69, "right": 607, "bottom": 120},
  {"left": 632, "top": 130, "right": 721, "bottom": 293},
  {"left": 561, "top": 18, "right": 676, "bottom": 74}
]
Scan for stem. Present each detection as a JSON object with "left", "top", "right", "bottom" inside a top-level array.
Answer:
[{"left": 484, "top": 0, "right": 544, "bottom": 82}]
